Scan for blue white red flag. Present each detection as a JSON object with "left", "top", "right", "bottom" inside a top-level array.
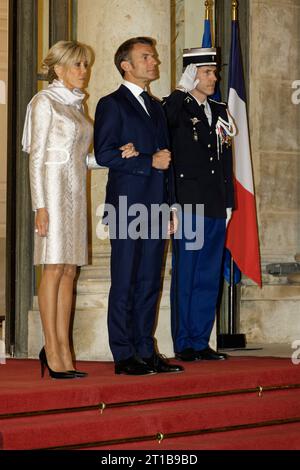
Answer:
[{"left": 225, "top": 19, "right": 262, "bottom": 286}]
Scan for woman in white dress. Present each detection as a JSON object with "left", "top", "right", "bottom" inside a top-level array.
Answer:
[
  {"left": 22, "top": 41, "right": 94, "bottom": 378},
  {"left": 23, "top": 41, "right": 138, "bottom": 379}
]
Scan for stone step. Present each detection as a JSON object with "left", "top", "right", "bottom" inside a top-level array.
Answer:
[
  {"left": 79, "top": 258, "right": 172, "bottom": 280},
  {"left": 90, "top": 244, "right": 172, "bottom": 265},
  {"left": 241, "top": 272, "right": 289, "bottom": 286},
  {"left": 241, "top": 284, "right": 300, "bottom": 301},
  {"left": 28, "top": 305, "right": 174, "bottom": 361},
  {"left": 287, "top": 273, "right": 300, "bottom": 284},
  {"left": 32, "top": 278, "right": 172, "bottom": 310},
  {"left": 240, "top": 281, "right": 300, "bottom": 344},
  {"left": 75, "top": 277, "right": 171, "bottom": 294}
]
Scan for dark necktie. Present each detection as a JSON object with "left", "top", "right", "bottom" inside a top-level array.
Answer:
[
  {"left": 140, "top": 91, "right": 154, "bottom": 117},
  {"left": 201, "top": 103, "right": 210, "bottom": 127}
]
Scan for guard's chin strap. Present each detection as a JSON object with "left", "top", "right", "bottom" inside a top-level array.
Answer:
[{"left": 215, "top": 113, "right": 237, "bottom": 160}]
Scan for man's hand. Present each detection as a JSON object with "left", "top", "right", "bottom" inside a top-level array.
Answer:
[
  {"left": 168, "top": 209, "right": 178, "bottom": 236},
  {"left": 178, "top": 64, "right": 199, "bottom": 92},
  {"left": 35, "top": 208, "right": 49, "bottom": 237},
  {"left": 152, "top": 149, "right": 171, "bottom": 170},
  {"left": 119, "top": 142, "right": 139, "bottom": 159}
]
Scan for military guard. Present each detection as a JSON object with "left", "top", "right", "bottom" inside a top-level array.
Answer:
[{"left": 163, "top": 47, "right": 236, "bottom": 362}]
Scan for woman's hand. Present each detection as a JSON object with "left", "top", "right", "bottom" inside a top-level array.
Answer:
[
  {"left": 35, "top": 208, "right": 49, "bottom": 237},
  {"left": 119, "top": 142, "right": 139, "bottom": 159}
]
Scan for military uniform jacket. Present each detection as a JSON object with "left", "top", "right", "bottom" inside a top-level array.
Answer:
[{"left": 163, "top": 90, "right": 235, "bottom": 218}]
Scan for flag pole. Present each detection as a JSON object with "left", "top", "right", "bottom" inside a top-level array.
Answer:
[
  {"left": 204, "top": 1, "right": 210, "bottom": 21},
  {"left": 232, "top": 0, "right": 238, "bottom": 21},
  {"left": 218, "top": 0, "right": 246, "bottom": 350}
]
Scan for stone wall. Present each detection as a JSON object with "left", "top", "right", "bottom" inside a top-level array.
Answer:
[
  {"left": 249, "top": 0, "right": 300, "bottom": 265},
  {"left": 240, "top": 0, "right": 300, "bottom": 344}
]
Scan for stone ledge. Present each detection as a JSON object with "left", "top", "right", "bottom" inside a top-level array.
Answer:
[
  {"left": 241, "top": 284, "right": 300, "bottom": 301},
  {"left": 240, "top": 300, "right": 300, "bottom": 344},
  {"left": 287, "top": 273, "right": 300, "bottom": 284}
]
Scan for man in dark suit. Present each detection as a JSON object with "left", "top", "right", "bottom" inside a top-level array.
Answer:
[
  {"left": 163, "top": 48, "right": 236, "bottom": 362},
  {"left": 94, "top": 37, "right": 183, "bottom": 375}
]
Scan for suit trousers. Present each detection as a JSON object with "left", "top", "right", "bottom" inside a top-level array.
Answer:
[
  {"left": 108, "top": 234, "right": 166, "bottom": 362},
  {"left": 171, "top": 214, "right": 226, "bottom": 353}
]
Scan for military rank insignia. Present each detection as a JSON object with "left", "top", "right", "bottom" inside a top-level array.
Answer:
[{"left": 190, "top": 117, "right": 200, "bottom": 142}]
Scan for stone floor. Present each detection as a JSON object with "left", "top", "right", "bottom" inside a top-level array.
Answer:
[{"left": 221, "top": 343, "right": 294, "bottom": 359}]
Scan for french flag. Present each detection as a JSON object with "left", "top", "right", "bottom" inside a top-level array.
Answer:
[{"left": 225, "top": 19, "right": 262, "bottom": 287}]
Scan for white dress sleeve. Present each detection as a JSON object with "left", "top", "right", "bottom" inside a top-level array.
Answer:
[{"left": 28, "top": 95, "right": 52, "bottom": 210}]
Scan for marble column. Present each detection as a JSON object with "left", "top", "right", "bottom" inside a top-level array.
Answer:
[
  {"left": 172, "top": 0, "right": 206, "bottom": 87},
  {"left": 77, "top": 0, "right": 172, "bottom": 254}
]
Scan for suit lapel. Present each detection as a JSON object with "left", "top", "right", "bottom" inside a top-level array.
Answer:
[{"left": 118, "top": 85, "right": 157, "bottom": 131}]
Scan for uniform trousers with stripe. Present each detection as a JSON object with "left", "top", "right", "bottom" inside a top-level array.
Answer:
[{"left": 171, "top": 213, "right": 226, "bottom": 353}]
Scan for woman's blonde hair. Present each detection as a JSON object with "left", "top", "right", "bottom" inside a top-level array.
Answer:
[{"left": 42, "top": 40, "right": 93, "bottom": 83}]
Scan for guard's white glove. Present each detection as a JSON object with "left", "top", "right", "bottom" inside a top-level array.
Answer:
[
  {"left": 178, "top": 64, "right": 199, "bottom": 92},
  {"left": 226, "top": 208, "right": 232, "bottom": 228}
]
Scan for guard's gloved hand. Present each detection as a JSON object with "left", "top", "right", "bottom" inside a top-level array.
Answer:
[
  {"left": 178, "top": 64, "right": 199, "bottom": 92},
  {"left": 226, "top": 208, "right": 232, "bottom": 228}
]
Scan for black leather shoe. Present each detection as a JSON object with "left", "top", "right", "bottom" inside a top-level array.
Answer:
[
  {"left": 115, "top": 357, "right": 157, "bottom": 375},
  {"left": 143, "top": 354, "right": 184, "bottom": 373},
  {"left": 175, "top": 348, "right": 197, "bottom": 362},
  {"left": 194, "top": 347, "right": 228, "bottom": 361},
  {"left": 67, "top": 370, "right": 88, "bottom": 378},
  {"left": 39, "top": 347, "right": 75, "bottom": 380}
]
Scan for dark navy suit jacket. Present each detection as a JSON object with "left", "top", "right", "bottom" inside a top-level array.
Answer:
[{"left": 94, "top": 84, "right": 173, "bottom": 214}]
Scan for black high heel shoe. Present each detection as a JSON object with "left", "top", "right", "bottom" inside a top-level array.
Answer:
[
  {"left": 39, "top": 347, "right": 75, "bottom": 379},
  {"left": 67, "top": 369, "right": 88, "bottom": 378}
]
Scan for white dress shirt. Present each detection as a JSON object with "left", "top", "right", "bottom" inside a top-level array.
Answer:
[
  {"left": 192, "top": 96, "right": 212, "bottom": 126},
  {"left": 123, "top": 80, "right": 150, "bottom": 115}
]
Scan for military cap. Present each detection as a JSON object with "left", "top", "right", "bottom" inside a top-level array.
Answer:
[{"left": 183, "top": 47, "right": 218, "bottom": 68}]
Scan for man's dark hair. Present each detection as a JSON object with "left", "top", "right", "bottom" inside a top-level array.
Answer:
[{"left": 114, "top": 37, "right": 155, "bottom": 77}]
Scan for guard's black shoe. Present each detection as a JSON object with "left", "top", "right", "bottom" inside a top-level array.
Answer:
[
  {"left": 194, "top": 347, "right": 228, "bottom": 361},
  {"left": 175, "top": 348, "right": 197, "bottom": 362},
  {"left": 115, "top": 357, "right": 156, "bottom": 375},
  {"left": 143, "top": 354, "right": 184, "bottom": 373}
]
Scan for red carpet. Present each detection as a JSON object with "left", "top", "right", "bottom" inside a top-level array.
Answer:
[
  {"left": 93, "top": 422, "right": 300, "bottom": 450},
  {"left": 0, "top": 356, "right": 300, "bottom": 449}
]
